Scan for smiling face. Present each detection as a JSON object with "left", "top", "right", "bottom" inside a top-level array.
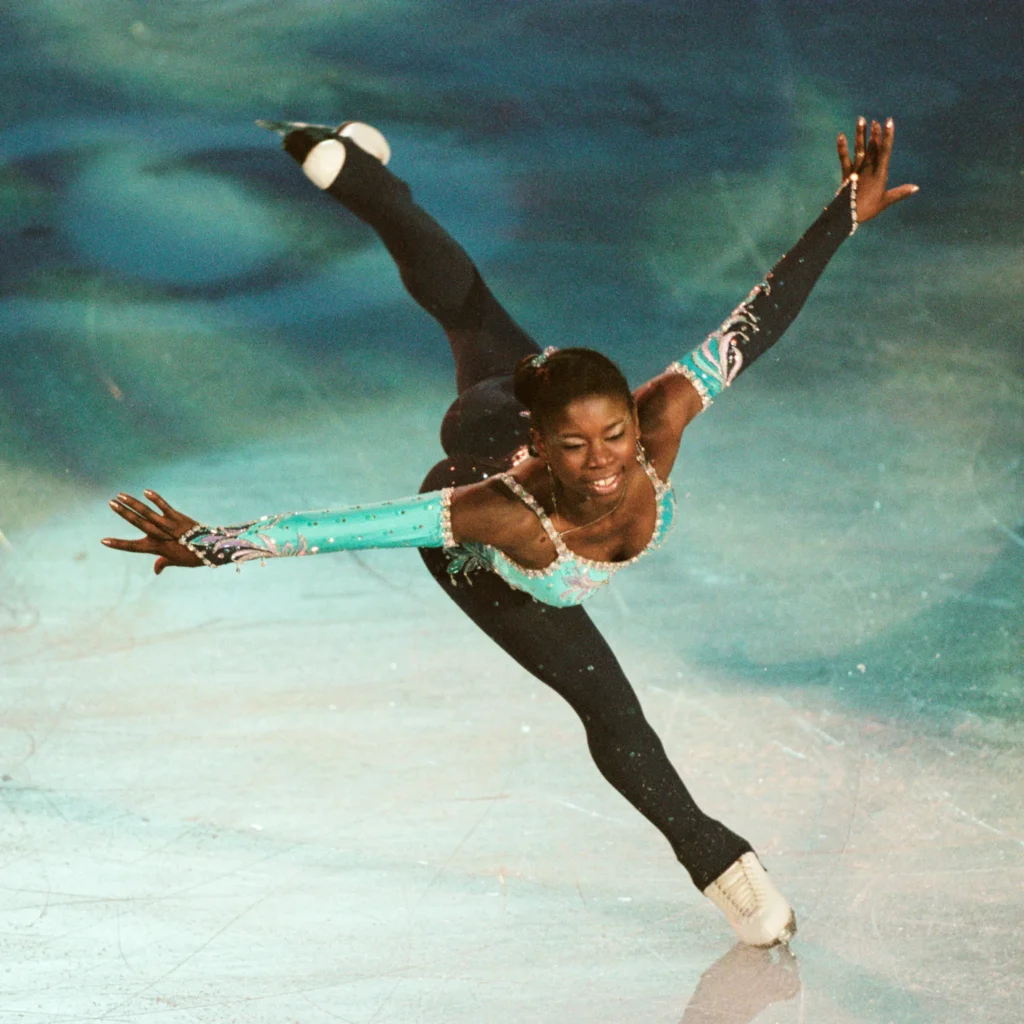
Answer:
[{"left": 533, "top": 393, "right": 639, "bottom": 505}]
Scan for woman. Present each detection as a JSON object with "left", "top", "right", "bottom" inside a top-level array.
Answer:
[{"left": 104, "top": 116, "right": 915, "bottom": 947}]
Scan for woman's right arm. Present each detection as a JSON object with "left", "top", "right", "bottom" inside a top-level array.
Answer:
[
  {"left": 103, "top": 488, "right": 454, "bottom": 574},
  {"left": 103, "top": 479, "right": 536, "bottom": 574}
]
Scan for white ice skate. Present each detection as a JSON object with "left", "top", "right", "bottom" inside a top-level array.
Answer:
[
  {"left": 703, "top": 852, "right": 797, "bottom": 948},
  {"left": 256, "top": 119, "right": 391, "bottom": 190}
]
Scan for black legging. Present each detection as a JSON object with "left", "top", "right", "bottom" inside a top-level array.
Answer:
[{"left": 293, "top": 132, "right": 752, "bottom": 890}]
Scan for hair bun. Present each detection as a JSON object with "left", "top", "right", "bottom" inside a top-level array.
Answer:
[
  {"left": 511, "top": 347, "right": 633, "bottom": 429},
  {"left": 513, "top": 352, "right": 546, "bottom": 407}
]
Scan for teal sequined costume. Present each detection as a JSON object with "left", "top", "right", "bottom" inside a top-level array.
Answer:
[
  {"left": 184, "top": 450, "right": 676, "bottom": 610},
  {"left": 183, "top": 124, "right": 856, "bottom": 893},
  {"left": 442, "top": 453, "right": 676, "bottom": 607}
]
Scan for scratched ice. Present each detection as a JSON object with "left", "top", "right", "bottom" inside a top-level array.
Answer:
[{"left": 0, "top": 2, "right": 1021, "bottom": 1022}]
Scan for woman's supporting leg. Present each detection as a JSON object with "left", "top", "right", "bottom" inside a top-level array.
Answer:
[
  {"left": 281, "top": 127, "right": 541, "bottom": 394},
  {"left": 418, "top": 456, "right": 754, "bottom": 891}
]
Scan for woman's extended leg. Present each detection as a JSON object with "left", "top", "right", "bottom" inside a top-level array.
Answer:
[
  {"left": 418, "top": 455, "right": 753, "bottom": 892},
  {"left": 290, "top": 125, "right": 749, "bottom": 886},
  {"left": 281, "top": 126, "right": 540, "bottom": 395}
]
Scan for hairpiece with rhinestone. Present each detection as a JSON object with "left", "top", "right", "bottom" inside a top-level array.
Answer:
[{"left": 529, "top": 346, "right": 559, "bottom": 370}]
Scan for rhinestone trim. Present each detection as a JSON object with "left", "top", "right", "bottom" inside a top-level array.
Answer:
[
  {"left": 486, "top": 460, "right": 674, "bottom": 578},
  {"left": 439, "top": 487, "right": 456, "bottom": 549},
  {"left": 667, "top": 361, "right": 713, "bottom": 410},
  {"left": 840, "top": 173, "right": 858, "bottom": 236},
  {"left": 178, "top": 524, "right": 218, "bottom": 567}
]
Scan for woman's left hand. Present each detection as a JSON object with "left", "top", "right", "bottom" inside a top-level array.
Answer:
[{"left": 837, "top": 117, "right": 918, "bottom": 225}]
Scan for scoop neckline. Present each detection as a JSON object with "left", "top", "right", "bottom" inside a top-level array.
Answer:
[{"left": 494, "top": 464, "right": 673, "bottom": 575}]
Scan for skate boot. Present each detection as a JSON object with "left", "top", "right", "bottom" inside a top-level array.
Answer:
[
  {"left": 256, "top": 119, "right": 391, "bottom": 189},
  {"left": 703, "top": 852, "right": 797, "bottom": 948}
]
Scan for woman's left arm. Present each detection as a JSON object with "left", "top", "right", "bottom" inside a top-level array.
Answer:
[{"left": 636, "top": 118, "right": 917, "bottom": 471}]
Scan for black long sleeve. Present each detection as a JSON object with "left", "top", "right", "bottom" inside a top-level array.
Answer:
[{"left": 671, "top": 177, "right": 857, "bottom": 407}]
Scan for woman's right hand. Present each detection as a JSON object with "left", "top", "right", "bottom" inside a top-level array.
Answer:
[{"left": 102, "top": 490, "right": 204, "bottom": 574}]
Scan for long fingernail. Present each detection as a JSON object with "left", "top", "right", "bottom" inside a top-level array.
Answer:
[
  {"left": 910, "top": 185, "right": 920, "bottom": 194},
  {"left": 858, "top": 116, "right": 866, "bottom": 126},
  {"left": 886, "top": 117, "right": 894, "bottom": 128}
]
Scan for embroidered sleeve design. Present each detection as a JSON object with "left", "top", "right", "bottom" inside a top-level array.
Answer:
[
  {"left": 669, "top": 280, "right": 769, "bottom": 408},
  {"left": 179, "top": 522, "right": 277, "bottom": 566}
]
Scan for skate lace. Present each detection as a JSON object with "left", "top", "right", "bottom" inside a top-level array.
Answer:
[{"left": 715, "top": 858, "right": 766, "bottom": 918}]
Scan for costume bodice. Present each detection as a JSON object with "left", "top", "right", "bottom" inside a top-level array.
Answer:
[{"left": 444, "top": 453, "right": 676, "bottom": 607}]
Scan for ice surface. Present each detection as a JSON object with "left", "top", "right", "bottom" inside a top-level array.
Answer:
[{"left": 1, "top": 2, "right": 1022, "bottom": 1021}]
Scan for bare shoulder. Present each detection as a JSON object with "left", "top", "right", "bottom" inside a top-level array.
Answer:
[
  {"left": 633, "top": 370, "right": 705, "bottom": 478},
  {"left": 448, "top": 472, "right": 540, "bottom": 549}
]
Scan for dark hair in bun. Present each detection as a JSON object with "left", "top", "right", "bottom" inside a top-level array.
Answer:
[{"left": 513, "top": 347, "right": 633, "bottom": 430}]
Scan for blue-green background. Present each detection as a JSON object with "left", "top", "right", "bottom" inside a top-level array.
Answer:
[{"left": 1, "top": 0, "right": 1021, "bottom": 728}]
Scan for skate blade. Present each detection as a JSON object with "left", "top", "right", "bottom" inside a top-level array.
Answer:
[
  {"left": 254, "top": 119, "right": 332, "bottom": 137},
  {"left": 775, "top": 911, "right": 798, "bottom": 948}
]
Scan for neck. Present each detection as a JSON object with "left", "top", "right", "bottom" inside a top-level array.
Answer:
[{"left": 547, "top": 466, "right": 629, "bottom": 536}]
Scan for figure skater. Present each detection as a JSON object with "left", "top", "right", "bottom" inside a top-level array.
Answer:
[{"left": 104, "top": 115, "right": 916, "bottom": 947}]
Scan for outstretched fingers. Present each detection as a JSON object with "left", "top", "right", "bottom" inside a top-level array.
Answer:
[
  {"left": 102, "top": 489, "right": 204, "bottom": 572},
  {"left": 143, "top": 489, "right": 179, "bottom": 518},
  {"left": 884, "top": 182, "right": 920, "bottom": 207},
  {"left": 860, "top": 119, "right": 881, "bottom": 173},
  {"left": 108, "top": 493, "right": 174, "bottom": 538},
  {"left": 837, "top": 132, "right": 853, "bottom": 178},
  {"left": 877, "top": 117, "right": 895, "bottom": 179},
  {"left": 838, "top": 115, "right": 919, "bottom": 223},
  {"left": 854, "top": 116, "right": 867, "bottom": 168},
  {"left": 871, "top": 119, "right": 883, "bottom": 168},
  {"left": 101, "top": 534, "right": 157, "bottom": 554}
]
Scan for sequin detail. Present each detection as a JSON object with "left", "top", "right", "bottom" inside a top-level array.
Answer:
[
  {"left": 182, "top": 492, "right": 448, "bottom": 567},
  {"left": 845, "top": 173, "right": 859, "bottom": 235},
  {"left": 669, "top": 280, "right": 769, "bottom": 408},
  {"left": 528, "top": 346, "right": 558, "bottom": 369},
  {"left": 439, "top": 487, "right": 456, "bottom": 548},
  {"left": 181, "top": 520, "right": 281, "bottom": 565}
]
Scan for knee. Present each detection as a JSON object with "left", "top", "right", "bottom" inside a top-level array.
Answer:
[
  {"left": 398, "top": 260, "right": 476, "bottom": 330},
  {"left": 581, "top": 702, "right": 655, "bottom": 751}
]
